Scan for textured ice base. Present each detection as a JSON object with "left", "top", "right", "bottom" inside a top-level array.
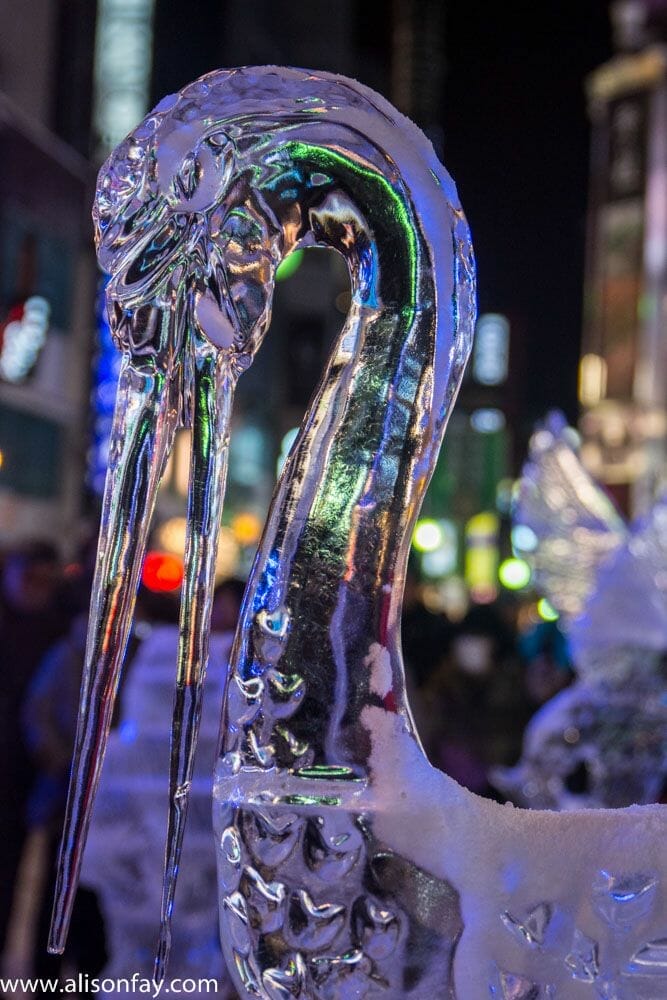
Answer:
[
  {"left": 364, "top": 704, "right": 667, "bottom": 998},
  {"left": 214, "top": 698, "right": 667, "bottom": 998}
]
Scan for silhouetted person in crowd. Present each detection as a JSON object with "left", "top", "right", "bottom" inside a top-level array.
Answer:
[
  {"left": 211, "top": 577, "right": 246, "bottom": 634},
  {"left": 15, "top": 556, "right": 185, "bottom": 985},
  {"left": 70, "top": 574, "right": 244, "bottom": 993},
  {"left": 421, "top": 600, "right": 530, "bottom": 798},
  {"left": 6, "top": 543, "right": 108, "bottom": 985},
  {"left": 519, "top": 618, "right": 574, "bottom": 707},
  {"left": 0, "top": 541, "right": 65, "bottom": 963},
  {"left": 401, "top": 567, "right": 453, "bottom": 690}
]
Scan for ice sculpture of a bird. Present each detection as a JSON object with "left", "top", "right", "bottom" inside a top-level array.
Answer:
[
  {"left": 494, "top": 412, "right": 667, "bottom": 810},
  {"left": 49, "top": 69, "right": 667, "bottom": 999}
]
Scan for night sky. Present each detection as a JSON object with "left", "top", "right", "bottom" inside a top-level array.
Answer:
[
  {"left": 153, "top": 1, "right": 616, "bottom": 430},
  {"left": 441, "top": 2, "right": 614, "bottom": 427}
]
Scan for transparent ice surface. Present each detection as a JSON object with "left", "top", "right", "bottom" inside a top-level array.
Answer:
[{"left": 49, "top": 69, "right": 667, "bottom": 999}]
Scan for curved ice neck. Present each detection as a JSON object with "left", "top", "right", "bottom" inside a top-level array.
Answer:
[
  {"left": 224, "top": 145, "right": 445, "bottom": 770},
  {"left": 283, "top": 141, "right": 420, "bottom": 315}
]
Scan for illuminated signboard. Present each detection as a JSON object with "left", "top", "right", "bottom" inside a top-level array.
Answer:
[
  {"left": 464, "top": 511, "right": 499, "bottom": 603},
  {"left": 472, "top": 313, "right": 509, "bottom": 386},
  {"left": 94, "top": 0, "right": 156, "bottom": 153},
  {"left": 0, "top": 296, "right": 50, "bottom": 383}
]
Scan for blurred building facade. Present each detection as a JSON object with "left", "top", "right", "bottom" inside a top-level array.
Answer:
[
  {"left": 0, "top": 1, "right": 96, "bottom": 551},
  {"left": 580, "top": 0, "right": 667, "bottom": 515}
]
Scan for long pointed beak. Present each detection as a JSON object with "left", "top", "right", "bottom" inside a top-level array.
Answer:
[
  {"left": 49, "top": 353, "right": 180, "bottom": 954},
  {"left": 155, "top": 336, "right": 237, "bottom": 980}
]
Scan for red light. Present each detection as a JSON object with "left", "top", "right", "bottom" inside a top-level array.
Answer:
[
  {"left": 142, "top": 551, "right": 184, "bottom": 592},
  {"left": 0, "top": 303, "right": 25, "bottom": 352}
]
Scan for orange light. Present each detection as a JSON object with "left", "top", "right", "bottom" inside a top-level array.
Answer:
[
  {"left": 232, "top": 511, "right": 263, "bottom": 546},
  {"left": 142, "top": 551, "right": 184, "bottom": 592}
]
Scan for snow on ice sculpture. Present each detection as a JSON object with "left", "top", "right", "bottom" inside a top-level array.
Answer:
[
  {"left": 494, "top": 413, "right": 667, "bottom": 813},
  {"left": 48, "top": 67, "right": 667, "bottom": 998}
]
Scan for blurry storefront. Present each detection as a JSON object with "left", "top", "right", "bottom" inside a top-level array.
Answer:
[
  {"left": 411, "top": 312, "right": 516, "bottom": 611},
  {"left": 580, "top": 0, "right": 667, "bottom": 515},
  {"left": 0, "top": 97, "right": 95, "bottom": 550}
]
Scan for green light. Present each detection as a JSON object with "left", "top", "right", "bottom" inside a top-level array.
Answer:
[
  {"left": 413, "top": 519, "right": 443, "bottom": 553},
  {"left": 537, "top": 597, "right": 559, "bottom": 622},
  {"left": 287, "top": 140, "right": 418, "bottom": 313},
  {"left": 498, "top": 557, "right": 531, "bottom": 590},
  {"left": 276, "top": 249, "right": 304, "bottom": 282}
]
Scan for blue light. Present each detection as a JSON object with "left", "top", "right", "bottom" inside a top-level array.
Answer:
[
  {"left": 119, "top": 720, "right": 137, "bottom": 744},
  {"left": 89, "top": 275, "right": 122, "bottom": 494}
]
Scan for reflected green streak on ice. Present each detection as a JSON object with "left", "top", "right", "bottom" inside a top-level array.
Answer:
[{"left": 286, "top": 141, "right": 418, "bottom": 313}]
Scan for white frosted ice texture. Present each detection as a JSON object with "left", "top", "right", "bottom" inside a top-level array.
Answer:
[
  {"left": 513, "top": 412, "right": 667, "bottom": 669},
  {"left": 364, "top": 702, "right": 667, "bottom": 997},
  {"left": 497, "top": 413, "right": 667, "bottom": 812}
]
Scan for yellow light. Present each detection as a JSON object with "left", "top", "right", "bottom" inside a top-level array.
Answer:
[
  {"left": 156, "top": 517, "right": 240, "bottom": 579},
  {"left": 232, "top": 511, "right": 263, "bottom": 546},
  {"left": 465, "top": 511, "right": 499, "bottom": 539},
  {"left": 413, "top": 519, "right": 443, "bottom": 552},
  {"left": 420, "top": 519, "right": 457, "bottom": 578},
  {"left": 216, "top": 526, "right": 240, "bottom": 579},
  {"left": 465, "top": 512, "right": 499, "bottom": 598},
  {"left": 466, "top": 548, "right": 498, "bottom": 591},
  {"left": 0, "top": 449, "right": 3, "bottom": 469},
  {"left": 498, "top": 557, "right": 531, "bottom": 590},
  {"left": 157, "top": 516, "right": 187, "bottom": 554},
  {"left": 579, "top": 353, "right": 608, "bottom": 407},
  {"left": 537, "top": 597, "right": 559, "bottom": 622}
]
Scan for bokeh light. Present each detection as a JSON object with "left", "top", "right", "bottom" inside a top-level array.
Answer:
[
  {"left": 413, "top": 519, "right": 444, "bottom": 553},
  {"left": 512, "top": 524, "right": 538, "bottom": 554},
  {"left": 232, "top": 511, "right": 263, "bottom": 546},
  {"left": 498, "top": 557, "right": 531, "bottom": 590},
  {"left": 538, "top": 597, "right": 559, "bottom": 622},
  {"left": 142, "top": 551, "right": 184, "bottom": 592}
]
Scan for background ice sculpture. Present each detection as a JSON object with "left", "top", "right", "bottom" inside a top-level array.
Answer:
[
  {"left": 494, "top": 412, "right": 667, "bottom": 810},
  {"left": 81, "top": 625, "right": 235, "bottom": 994},
  {"left": 50, "top": 68, "right": 667, "bottom": 998}
]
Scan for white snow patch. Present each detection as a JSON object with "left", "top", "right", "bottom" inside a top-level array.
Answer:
[{"left": 364, "top": 642, "right": 393, "bottom": 698}]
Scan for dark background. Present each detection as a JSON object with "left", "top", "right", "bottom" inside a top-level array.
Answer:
[
  {"left": 441, "top": 2, "right": 614, "bottom": 424},
  {"left": 149, "top": 0, "right": 616, "bottom": 428}
]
